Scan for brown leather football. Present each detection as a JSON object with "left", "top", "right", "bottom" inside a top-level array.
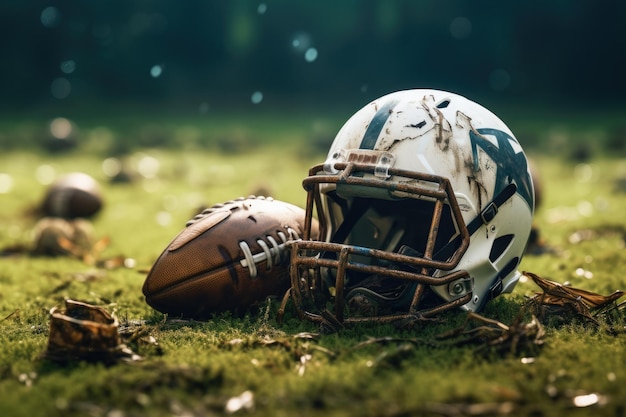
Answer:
[{"left": 142, "top": 196, "right": 317, "bottom": 318}]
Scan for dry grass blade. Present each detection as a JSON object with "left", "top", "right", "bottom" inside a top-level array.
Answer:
[
  {"left": 436, "top": 312, "right": 544, "bottom": 356},
  {"left": 524, "top": 271, "right": 624, "bottom": 308},
  {"left": 523, "top": 271, "right": 625, "bottom": 324},
  {"left": 1, "top": 309, "right": 20, "bottom": 323}
]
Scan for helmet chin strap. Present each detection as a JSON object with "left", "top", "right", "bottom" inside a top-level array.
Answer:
[
  {"left": 431, "top": 182, "right": 519, "bottom": 309},
  {"left": 469, "top": 183, "right": 518, "bottom": 234},
  {"left": 433, "top": 183, "right": 518, "bottom": 263},
  {"left": 329, "top": 197, "right": 370, "bottom": 244}
]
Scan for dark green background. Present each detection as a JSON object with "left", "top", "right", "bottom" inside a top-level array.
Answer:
[{"left": 2, "top": 0, "right": 624, "bottom": 114}]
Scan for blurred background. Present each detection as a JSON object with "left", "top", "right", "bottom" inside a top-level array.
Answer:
[
  {"left": 0, "top": 0, "right": 624, "bottom": 153},
  {"left": 0, "top": 0, "right": 625, "bottom": 299}
]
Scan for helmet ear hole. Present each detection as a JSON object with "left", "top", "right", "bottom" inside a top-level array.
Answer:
[
  {"left": 436, "top": 98, "right": 451, "bottom": 108},
  {"left": 489, "top": 234, "right": 514, "bottom": 262}
]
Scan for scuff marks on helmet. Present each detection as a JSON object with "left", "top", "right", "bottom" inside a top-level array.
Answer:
[
  {"left": 378, "top": 134, "right": 425, "bottom": 152},
  {"left": 467, "top": 172, "right": 487, "bottom": 213},
  {"left": 465, "top": 127, "right": 489, "bottom": 209},
  {"left": 455, "top": 110, "right": 489, "bottom": 212},
  {"left": 422, "top": 95, "right": 452, "bottom": 151},
  {"left": 470, "top": 128, "right": 535, "bottom": 210},
  {"left": 406, "top": 120, "right": 427, "bottom": 129},
  {"left": 377, "top": 105, "right": 430, "bottom": 151},
  {"left": 382, "top": 98, "right": 455, "bottom": 152},
  {"left": 434, "top": 110, "right": 452, "bottom": 151}
]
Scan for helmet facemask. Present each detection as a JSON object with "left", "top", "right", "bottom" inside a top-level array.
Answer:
[{"left": 288, "top": 149, "right": 473, "bottom": 326}]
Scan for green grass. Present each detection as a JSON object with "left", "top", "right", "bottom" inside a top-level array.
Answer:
[{"left": 0, "top": 114, "right": 625, "bottom": 417}]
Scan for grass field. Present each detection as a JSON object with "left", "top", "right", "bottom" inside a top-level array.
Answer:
[{"left": 0, "top": 110, "right": 625, "bottom": 417}]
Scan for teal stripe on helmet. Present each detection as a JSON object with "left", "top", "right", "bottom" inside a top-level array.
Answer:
[{"left": 359, "top": 99, "right": 399, "bottom": 149}]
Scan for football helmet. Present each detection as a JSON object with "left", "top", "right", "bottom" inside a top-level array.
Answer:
[{"left": 288, "top": 89, "right": 534, "bottom": 326}]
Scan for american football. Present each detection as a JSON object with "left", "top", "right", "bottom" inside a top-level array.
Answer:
[
  {"left": 41, "top": 172, "right": 104, "bottom": 219},
  {"left": 142, "top": 196, "right": 317, "bottom": 318}
]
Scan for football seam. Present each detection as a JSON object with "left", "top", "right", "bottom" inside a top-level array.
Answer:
[
  {"left": 218, "top": 244, "right": 239, "bottom": 286},
  {"left": 145, "top": 264, "right": 241, "bottom": 298},
  {"left": 146, "top": 227, "right": 300, "bottom": 298}
]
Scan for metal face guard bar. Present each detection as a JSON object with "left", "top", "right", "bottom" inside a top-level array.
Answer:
[
  {"left": 289, "top": 239, "right": 473, "bottom": 324},
  {"left": 290, "top": 161, "right": 473, "bottom": 325}
]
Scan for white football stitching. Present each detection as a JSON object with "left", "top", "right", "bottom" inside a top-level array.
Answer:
[{"left": 239, "top": 227, "right": 300, "bottom": 279}]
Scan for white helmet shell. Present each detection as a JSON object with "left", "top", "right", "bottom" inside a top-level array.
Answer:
[{"left": 290, "top": 89, "right": 534, "bottom": 325}]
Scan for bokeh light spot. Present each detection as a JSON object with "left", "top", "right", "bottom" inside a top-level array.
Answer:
[
  {"left": 574, "top": 163, "right": 593, "bottom": 182},
  {"left": 573, "top": 393, "right": 601, "bottom": 408},
  {"left": 450, "top": 17, "right": 472, "bottom": 40},
  {"left": 291, "top": 32, "right": 312, "bottom": 53},
  {"left": 51, "top": 77, "right": 71, "bottom": 99},
  {"left": 304, "top": 48, "right": 318, "bottom": 63},
  {"left": 0, "top": 173, "right": 14, "bottom": 194},
  {"left": 251, "top": 91, "right": 263, "bottom": 104},
  {"left": 40, "top": 7, "right": 60, "bottom": 28},
  {"left": 36, "top": 165, "right": 56, "bottom": 185},
  {"left": 257, "top": 3, "right": 267, "bottom": 14},
  {"left": 150, "top": 65, "right": 163, "bottom": 78},
  {"left": 162, "top": 194, "right": 179, "bottom": 212},
  {"left": 156, "top": 211, "right": 172, "bottom": 227},
  {"left": 137, "top": 155, "right": 160, "bottom": 178},
  {"left": 102, "top": 157, "right": 122, "bottom": 178},
  {"left": 50, "top": 117, "right": 73, "bottom": 139},
  {"left": 60, "top": 60, "right": 76, "bottom": 74}
]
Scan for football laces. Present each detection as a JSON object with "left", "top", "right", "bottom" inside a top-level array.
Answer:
[{"left": 239, "top": 227, "right": 300, "bottom": 279}]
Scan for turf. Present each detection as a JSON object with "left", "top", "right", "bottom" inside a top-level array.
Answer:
[{"left": 0, "top": 113, "right": 625, "bottom": 417}]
